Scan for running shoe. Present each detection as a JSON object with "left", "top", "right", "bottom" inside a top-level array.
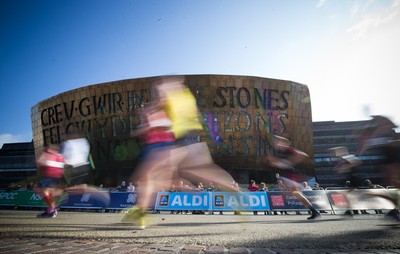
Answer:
[
  {"left": 343, "top": 210, "right": 354, "bottom": 217},
  {"left": 48, "top": 210, "right": 57, "bottom": 218},
  {"left": 121, "top": 206, "right": 147, "bottom": 229},
  {"left": 307, "top": 212, "right": 321, "bottom": 220},
  {"left": 37, "top": 210, "right": 57, "bottom": 218},
  {"left": 385, "top": 208, "right": 400, "bottom": 221},
  {"left": 37, "top": 211, "right": 49, "bottom": 218}
]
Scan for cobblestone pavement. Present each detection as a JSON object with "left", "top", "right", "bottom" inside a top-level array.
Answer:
[
  {"left": 1, "top": 237, "right": 400, "bottom": 254},
  {"left": 1, "top": 210, "right": 399, "bottom": 254}
]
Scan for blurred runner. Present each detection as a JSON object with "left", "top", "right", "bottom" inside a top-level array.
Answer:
[
  {"left": 157, "top": 76, "right": 237, "bottom": 192},
  {"left": 328, "top": 146, "right": 362, "bottom": 217},
  {"left": 34, "top": 144, "right": 66, "bottom": 218},
  {"left": 357, "top": 115, "right": 400, "bottom": 221},
  {"left": 357, "top": 115, "right": 400, "bottom": 188},
  {"left": 122, "top": 104, "right": 175, "bottom": 228},
  {"left": 60, "top": 131, "right": 109, "bottom": 206},
  {"left": 268, "top": 135, "right": 321, "bottom": 220},
  {"left": 123, "top": 76, "right": 238, "bottom": 228},
  {"left": 61, "top": 131, "right": 92, "bottom": 188}
]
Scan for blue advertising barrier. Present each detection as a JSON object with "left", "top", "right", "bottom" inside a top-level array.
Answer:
[
  {"left": 154, "top": 192, "right": 270, "bottom": 212},
  {"left": 60, "top": 192, "right": 107, "bottom": 209},
  {"left": 154, "top": 191, "right": 211, "bottom": 211},
  {"left": 107, "top": 192, "right": 137, "bottom": 210},
  {"left": 211, "top": 192, "right": 270, "bottom": 211},
  {"left": 1, "top": 189, "right": 397, "bottom": 213},
  {"left": 61, "top": 191, "right": 137, "bottom": 210}
]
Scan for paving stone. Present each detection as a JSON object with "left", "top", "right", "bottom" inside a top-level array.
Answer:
[
  {"left": 181, "top": 245, "right": 206, "bottom": 251},
  {"left": 292, "top": 249, "right": 322, "bottom": 254},
  {"left": 179, "top": 245, "right": 207, "bottom": 254},
  {"left": 158, "top": 244, "right": 184, "bottom": 252},
  {"left": 247, "top": 248, "right": 277, "bottom": 254},
  {"left": 143, "top": 243, "right": 171, "bottom": 250},
  {"left": 271, "top": 249, "right": 299, "bottom": 254},
  {"left": 226, "top": 247, "right": 249, "bottom": 253},
  {"left": 101, "top": 244, "right": 149, "bottom": 254},
  {"left": 203, "top": 246, "right": 227, "bottom": 253}
]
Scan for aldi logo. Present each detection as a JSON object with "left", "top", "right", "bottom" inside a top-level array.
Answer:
[
  {"left": 214, "top": 194, "right": 225, "bottom": 207},
  {"left": 158, "top": 194, "right": 170, "bottom": 206}
]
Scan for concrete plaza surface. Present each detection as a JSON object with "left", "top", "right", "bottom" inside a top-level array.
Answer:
[{"left": 0, "top": 209, "right": 399, "bottom": 253}]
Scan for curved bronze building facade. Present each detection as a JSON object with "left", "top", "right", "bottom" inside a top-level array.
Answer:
[{"left": 31, "top": 75, "right": 313, "bottom": 186}]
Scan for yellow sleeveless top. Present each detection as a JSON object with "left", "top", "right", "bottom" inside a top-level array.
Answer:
[{"left": 165, "top": 88, "right": 203, "bottom": 139}]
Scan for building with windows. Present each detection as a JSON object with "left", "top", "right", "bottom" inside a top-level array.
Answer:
[
  {"left": 0, "top": 142, "right": 36, "bottom": 189},
  {"left": 313, "top": 120, "right": 399, "bottom": 187}
]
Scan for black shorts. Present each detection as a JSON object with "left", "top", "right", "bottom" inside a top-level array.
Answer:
[{"left": 64, "top": 164, "right": 92, "bottom": 186}]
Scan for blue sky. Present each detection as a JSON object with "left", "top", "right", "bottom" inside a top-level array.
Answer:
[{"left": 1, "top": 0, "right": 399, "bottom": 147}]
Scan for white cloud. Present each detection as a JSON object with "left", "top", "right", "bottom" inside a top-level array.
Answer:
[
  {"left": 351, "top": 1, "right": 360, "bottom": 17},
  {"left": 316, "top": 0, "right": 326, "bottom": 8},
  {"left": 347, "top": 0, "right": 400, "bottom": 39},
  {"left": 293, "top": 0, "right": 400, "bottom": 130},
  {"left": 0, "top": 134, "right": 31, "bottom": 149}
]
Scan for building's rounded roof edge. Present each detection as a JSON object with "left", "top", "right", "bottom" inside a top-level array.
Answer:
[{"left": 31, "top": 74, "right": 307, "bottom": 109}]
